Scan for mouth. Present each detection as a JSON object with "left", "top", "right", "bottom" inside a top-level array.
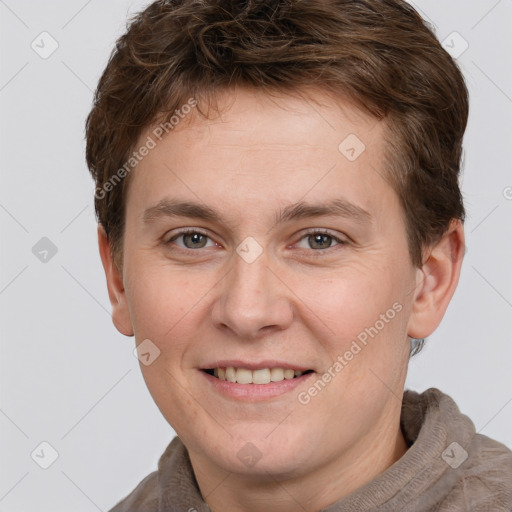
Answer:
[{"left": 202, "top": 367, "right": 315, "bottom": 385}]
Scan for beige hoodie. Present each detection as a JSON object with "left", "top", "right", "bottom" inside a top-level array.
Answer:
[{"left": 109, "top": 388, "right": 512, "bottom": 511}]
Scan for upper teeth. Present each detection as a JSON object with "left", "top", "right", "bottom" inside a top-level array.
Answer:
[{"left": 213, "top": 367, "right": 305, "bottom": 384}]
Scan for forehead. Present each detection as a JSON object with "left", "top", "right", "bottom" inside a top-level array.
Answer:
[
  {"left": 162, "top": 87, "right": 380, "bottom": 150},
  {"left": 125, "top": 87, "right": 395, "bottom": 226}
]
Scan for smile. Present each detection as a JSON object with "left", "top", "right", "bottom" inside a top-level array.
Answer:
[{"left": 203, "top": 367, "right": 314, "bottom": 384}]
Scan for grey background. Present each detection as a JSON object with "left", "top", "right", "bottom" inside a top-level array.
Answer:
[{"left": 0, "top": 0, "right": 511, "bottom": 510}]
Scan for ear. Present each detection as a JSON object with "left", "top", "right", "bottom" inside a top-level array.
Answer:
[
  {"left": 97, "top": 224, "right": 134, "bottom": 337},
  {"left": 407, "top": 219, "right": 465, "bottom": 339}
]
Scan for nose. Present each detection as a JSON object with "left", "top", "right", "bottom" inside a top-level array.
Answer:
[{"left": 211, "top": 250, "right": 294, "bottom": 339}]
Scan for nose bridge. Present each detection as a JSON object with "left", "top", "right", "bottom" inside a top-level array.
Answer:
[{"left": 212, "top": 248, "right": 293, "bottom": 337}]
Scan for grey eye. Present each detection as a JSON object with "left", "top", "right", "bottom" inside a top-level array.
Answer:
[
  {"left": 182, "top": 232, "right": 208, "bottom": 248},
  {"left": 307, "top": 234, "right": 335, "bottom": 250}
]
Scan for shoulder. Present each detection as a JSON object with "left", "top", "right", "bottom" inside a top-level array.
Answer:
[
  {"left": 108, "top": 470, "right": 159, "bottom": 512},
  {"left": 453, "top": 433, "right": 512, "bottom": 510},
  {"left": 402, "top": 388, "right": 512, "bottom": 511},
  {"left": 107, "top": 436, "right": 190, "bottom": 512},
  {"left": 436, "top": 425, "right": 512, "bottom": 511}
]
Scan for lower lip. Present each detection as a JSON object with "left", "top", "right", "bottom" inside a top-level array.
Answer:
[{"left": 201, "top": 370, "right": 315, "bottom": 401}]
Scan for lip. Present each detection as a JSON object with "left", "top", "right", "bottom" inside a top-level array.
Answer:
[
  {"left": 201, "top": 368, "right": 316, "bottom": 401},
  {"left": 199, "top": 360, "right": 313, "bottom": 372}
]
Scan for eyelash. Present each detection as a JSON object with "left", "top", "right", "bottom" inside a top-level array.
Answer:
[{"left": 164, "top": 228, "right": 347, "bottom": 255}]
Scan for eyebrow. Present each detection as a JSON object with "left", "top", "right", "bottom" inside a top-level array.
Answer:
[{"left": 142, "top": 198, "right": 372, "bottom": 227}]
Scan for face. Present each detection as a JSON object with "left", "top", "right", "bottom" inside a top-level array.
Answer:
[{"left": 109, "top": 87, "right": 423, "bottom": 480}]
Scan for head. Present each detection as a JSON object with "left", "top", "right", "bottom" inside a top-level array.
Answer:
[{"left": 86, "top": 0, "right": 467, "bottom": 489}]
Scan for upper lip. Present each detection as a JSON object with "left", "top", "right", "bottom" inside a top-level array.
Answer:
[{"left": 200, "top": 360, "right": 313, "bottom": 372}]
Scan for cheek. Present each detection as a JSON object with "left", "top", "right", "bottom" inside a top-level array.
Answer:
[
  {"left": 291, "top": 265, "right": 399, "bottom": 331},
  {"left": 125, "top": 259, "right": 215, "bottom": 349},
  {"left": 288, "top": 260, "right": 412, "bottom": 375},
  {"left": 294, "top": 267, "right": 410, "bottom": 425}
]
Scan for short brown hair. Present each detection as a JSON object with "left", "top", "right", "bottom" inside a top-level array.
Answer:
[{"left": 85, "top": 0, "right": 468, "bottom": 273}]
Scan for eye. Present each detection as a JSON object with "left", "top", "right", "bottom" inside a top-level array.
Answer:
[
  {"left": 295, "top": 230, "right": 346, "bottom": 250},
  {"left": 165, "top": 230, "right": 216, "bottom": 250},
  {"left": 164, "top": 229, "right": 346, "bottom": 253}
]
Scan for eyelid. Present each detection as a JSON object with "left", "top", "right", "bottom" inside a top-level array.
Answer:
[{"left": 293, "top": 228, "right": 348, "bottom": 246}]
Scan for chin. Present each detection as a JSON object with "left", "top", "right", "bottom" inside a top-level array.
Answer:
[{"left": 207, "top": 425, "right": 315, "bottom": 477}]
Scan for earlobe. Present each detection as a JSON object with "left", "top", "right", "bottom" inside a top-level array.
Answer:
[
  {"left": 407, "top": 220, "right": 465, "bottom": 339},
  {"left": 97, "top": 224, "right": 134, "bottom": 337}
]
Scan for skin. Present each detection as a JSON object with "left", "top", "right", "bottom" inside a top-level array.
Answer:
[{"left": 98, "top": 87, "right": 465, "bottom": 512}]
